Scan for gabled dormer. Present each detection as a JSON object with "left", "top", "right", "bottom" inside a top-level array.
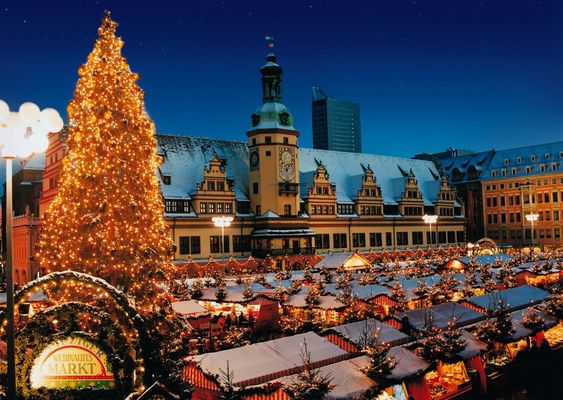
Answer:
[
  {"left": 304, "top": 160, "right": 336, "bottom": 216},
  {"left": 355, "top": 164, "right": 383, "bottom": 216},
  {"left": 435, "top": 175, "right": 457, "bottom": 217},
  {"left": 192, "top": 153, "right": 236, "bottom": 216},
  {"left": 399, "top": 169, "right": 424, "bottom": 216}
]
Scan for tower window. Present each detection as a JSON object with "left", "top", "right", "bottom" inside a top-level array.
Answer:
[
  {"left": 252, "top": 138, "right": 256, "bottom": 146},
  {"left": 265, "top": 136, "right": 272, "bottom": 144},
  {"left": 283, "top": 137, "right": 289, "bottom": 144},
  {"left": 253, "top": 182, "right": 259, "bottom": 194}
]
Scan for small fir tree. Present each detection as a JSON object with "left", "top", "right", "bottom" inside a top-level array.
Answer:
[
  {"left": 357, "top": 321, "right": 396, "bottom": 391},
  {"left": 542, "top": 291, "right": 563, "bottom": 320},
  {"left": 305, "top": 283, "right": 321, "bottom": 307},
  {"left": 284, "top": 340, "right": 333, "bottom": 400},
  {"left": 218, "top": 360, "right": 243, "bottom": 400},
  {"left": 190, "top": 279, "right": 205, "bottom": 300},
  {"left": 416, "top": 313, "right": 466, "bottom": 364},
  {"left": 242, "top": 280, "right": 254, "bottom": 300},
  {"left": 521, "top": 308, "right": 546, "bottom": 333},
  {"left": 390, "top": 281, "right": 408, "bottom": 312}
]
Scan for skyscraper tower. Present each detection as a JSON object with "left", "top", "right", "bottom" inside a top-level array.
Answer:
[{"left": 312, "top": 86, "right": 362, "bottom": 153}]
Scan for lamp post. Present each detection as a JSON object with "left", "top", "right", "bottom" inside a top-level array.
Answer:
[
  {"left": 212, "top": 216, "right": 233, "bottom": 256},
  {"left": 525, "top": 213, "right": 539, "bottom": 247},
  {"left": 0, "top": 100, "right": 63, "bottom": 398},
  {"left": 422, "top": 214, "right": 438, "bottom": 248}
]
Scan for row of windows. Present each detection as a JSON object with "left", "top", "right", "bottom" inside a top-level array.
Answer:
[
  {"left": 502, "top": 152, "right": 563, "bottom": 165},
  {"left": 403, "top": 206, "right": 422, "bottom": 216},
  {"left": 318, "top": 230, "right": 464, "bottom": 249},
  {"left": 204, "top": 181, "right": 226, "bottom": 191},
  {"left": 487, "top": 210, "right": 560, "bottom": 224},
  {"left": 486, "top": 178, "right": 563, "bottom": 191},
  {"left": 165, "top": 200, "right": 191, "bottom": 213},
  {"left": 488, "top": 228, "right": 561, "bottom": 241},
  {"left": 178, "top": 235, "right": 252, "bottom": 255},
  {"left": 360, "top": 205, "right": 382, "bottom": 215},
  {"left": 310, "top": 205, "right": 335, "bottom": 215},
  {"left": 439, "top": 208, "right": 454, "bottom": 216},
  {"left": 486, "top": 192, "right": 563, "bottom": 208},
  {"left": 199, "top": 202, "right": 232, "bottom": 214},
  {"left": 314, "top": 186, "right": 331, "bottom": 195},
  {"left": 490, "top": 163, "right": 559, "bottom": 178}
]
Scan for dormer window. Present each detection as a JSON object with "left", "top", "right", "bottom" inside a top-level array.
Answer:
[
  {"left": 545, "top": 153, "right": 551, "bottom": 160},
  {"left": 491, "top": 170, "right": 498, "bottom": 177},
  {"left": 504, "top": 159, "right": 510, "bottom": 165},
  {"left": 531, "top": 155, "right": 537, "bottom": 162},
  {"left": 539, "top": 164, "right": 546, "bottom": 172},
  {"left": 163, "top": 175, "right": 171, "bottom": 185},
  {"left": 516, "top": 157, "right": 522, "bottom": 164}
]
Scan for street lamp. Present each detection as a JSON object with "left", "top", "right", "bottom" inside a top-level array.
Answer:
[
  {"left": 0, "top": 100, "right": 63, "bottom": 398},
  {"left": 212, "top": 216, "right": 233, "bottom": 256},
  {"left": 422, "top": 214, "right": 438, "bottom": 247},
  {"left": 525, "top": 213, "right": 539, "bottom": 247}
]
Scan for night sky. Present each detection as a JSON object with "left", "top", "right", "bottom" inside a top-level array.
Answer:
[{"left": 1, "top": 0, "right": 562, "bottom": 157}]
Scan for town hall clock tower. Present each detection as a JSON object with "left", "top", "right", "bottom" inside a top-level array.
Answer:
[
  {"left": 247, "top": 54, "right": 300, "bottom": 218},
  {"left": 247, "top": 54, "right": 312, "bottom": 255}
]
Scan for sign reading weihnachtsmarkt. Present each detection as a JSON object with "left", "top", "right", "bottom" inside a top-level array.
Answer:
[{"left": 30, "top": 336, "right": 114, "bottom": 389}]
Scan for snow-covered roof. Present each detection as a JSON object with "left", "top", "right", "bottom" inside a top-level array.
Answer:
[
  {"left": 464, "top": 285, "right": 549, "bottom": 312},
  {"left": 277, "top": 346, "right": 429, "bottom": 399},
  {"left": 188, "top": 331, "right": 349, "bottom": 387},
  {"left": 438, "top": 150, "right": 495, "bottom": 184},
  {"left": 457, "top": 331, "right": 487, "bottom": 360},
  {"left": 325, "top": 318, "right": 409, "bottom": 347},
  {"left": 278, "top": 356, "right": 374, "bottom": 400},
  {"left": 299, "top": 148, "right": 442, "bottom": 205},
  {"left": 152, "top": 134, "right": 453, "bottom": 210},
  {"left": 285, "top": 294, "right": 346, "bottom": 310},
  {"left": 171, "top": 300, "right": 209, "bottom": 317},
  {"left": 402, "top": 302, "right": 484, "bottom": 330},
  {"left": 323, "top": 282, "right": 392, "bottom": 300},
  {"left": 156, "top": 134, "right": 250, "bottom": 201},
  {"left": 456, "top": 254, "right": 513, "bottom": 266},
  {"left": 314, "top": 252, "right": 371, "bottom": 271},
  {"left": 508, "top": 308, "right": 557, "bottom": 341}
]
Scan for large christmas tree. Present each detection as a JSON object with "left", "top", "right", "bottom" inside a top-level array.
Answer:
[{"left": 38, "top": 12, "right": 173, "bottom": 311}]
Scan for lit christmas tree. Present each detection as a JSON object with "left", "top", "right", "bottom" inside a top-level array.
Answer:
[
  {"left": 542, "top": 289, "right": 563, "bottom": 320},
  {"left": 37, "top": 12, "right": 173, "bottom": 311},
  {"left": 416, "top": 314, "right": 466, "bottom": 364},
  {"left": 284, "top": 340, "right": 333, "bottom": 400},
  {"left": 390, "top": 281, "right": 409, "bottom": 312},
  {"left": 357, "top": 321, "right": 396, "bottom": 392}
]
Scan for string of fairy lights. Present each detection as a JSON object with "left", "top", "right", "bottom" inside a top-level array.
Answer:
[{"left": 37, "top": 12, "right": 174, "bottom": 315}]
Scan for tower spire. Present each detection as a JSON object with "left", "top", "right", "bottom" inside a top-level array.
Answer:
[{"left": 260, "top": 54, "right": 283, "bottom": 103}]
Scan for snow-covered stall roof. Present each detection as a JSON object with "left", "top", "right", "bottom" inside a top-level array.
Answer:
[
  {"left": 299, "top": 148, "right": 443, "bottom": 206},
  {"left": 285, "top": 294, "right": 345, "bottom": 310},
  {"left": 325, "top": 318, "right": 409, "bottom": 347},
  {"left": 456, "top": 254, "right": 513, "bottom": 266},
  {"left": 277, "top": 346, "right": 429, "bottom": 399},
  {"left": 457, "top": 331, "right": 487, "bottom": 360},
  {"left": 464, "top": 285, "right": 549, "bottom": 312},
  {"left": 402, "top": 302, "right": 484, "bottom": 330},
  {"left": 171, "top": 300, "right": 209, "bottom": 317},
  {"left": 508, "top": 308, "right": 558, "bottom": 341},
  {"left": 313, "top": 251, "right": 371, "bottom": 271},
  {"left": 199, "top": 285, "right": 275, "bottom": 303},
  {"left": 323, "top": 282, "right": 392, "bottom": 300},
  {"left": 188, "top": 331, "right": 349, "bottom": 387}
]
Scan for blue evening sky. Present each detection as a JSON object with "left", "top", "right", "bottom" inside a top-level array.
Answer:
[{"left": 1, "top": 0, "right": 562, "bottom": 157}]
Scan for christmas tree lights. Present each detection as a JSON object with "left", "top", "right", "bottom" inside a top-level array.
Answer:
[{"left": 37, "top": 12, "right": 174, "bottom": 312}]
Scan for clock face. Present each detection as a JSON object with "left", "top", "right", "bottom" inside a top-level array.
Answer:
[
  {"left": 279, "top": 148, "right": 295, "bottom": 181},
  {"left": 250, "top": 150, "right": 259, "bottom": 170}
]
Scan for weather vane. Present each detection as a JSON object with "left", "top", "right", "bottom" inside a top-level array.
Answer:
[{"left": 265, "top": 36, "right": 274, "bottom": 49}]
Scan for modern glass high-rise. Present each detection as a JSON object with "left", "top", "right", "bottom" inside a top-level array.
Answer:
[{"left": 312, "top": 86, "right": 361, "bottom": 153}]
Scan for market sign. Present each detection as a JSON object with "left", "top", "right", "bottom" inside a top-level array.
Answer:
[{"left": 30, "top": 336, "right": 114, "bottom": 389}]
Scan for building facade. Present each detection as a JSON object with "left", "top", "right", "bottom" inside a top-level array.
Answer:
[
  {"left": 440, "top": 143, "right": 563, "bottom": 249},
  {"left": 312, "top": 86, "right": 362, "bottom": 153},
  {"left": 1, "top": 153, "right": 44, "bottom": 285}
]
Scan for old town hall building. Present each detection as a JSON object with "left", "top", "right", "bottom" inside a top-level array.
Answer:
[{"left": 5, "top": 54, "right": 466, "bottom": 284}]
